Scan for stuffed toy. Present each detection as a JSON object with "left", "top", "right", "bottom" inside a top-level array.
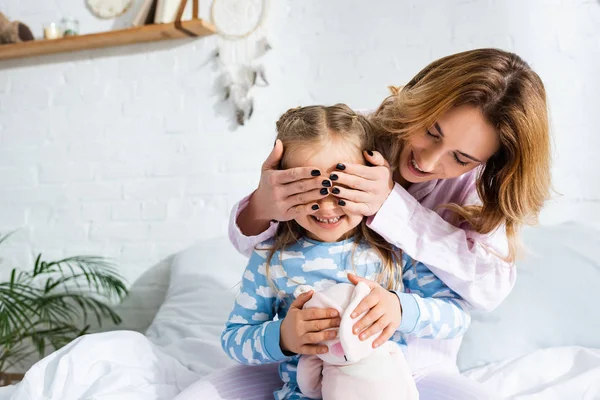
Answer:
[
  {"left": 0, "top": 12, "right": 34, "bottom": 45},
  {"left": 294, "top": 282, "right": 419, "bottom": 400}
]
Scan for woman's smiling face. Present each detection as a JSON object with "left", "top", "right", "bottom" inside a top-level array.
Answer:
[{"left": 397, "top": 105, "right": 500, "bottom": 184}]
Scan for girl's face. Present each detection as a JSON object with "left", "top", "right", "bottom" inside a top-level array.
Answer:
[
  {"left": 397, "top": 105, "right": 500, "bottom": 184},
  {"left": 285, "top": 138, "right": 365, "bottom": 243}
]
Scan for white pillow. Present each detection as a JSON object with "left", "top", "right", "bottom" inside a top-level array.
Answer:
[
  {"left": 457, "top": 222, "right": 600, "bottom": 371},
  {"left": 145, "top": 237, "right": 247, "bottom": 378}
]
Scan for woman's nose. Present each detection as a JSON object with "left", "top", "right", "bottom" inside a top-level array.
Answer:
[{"left": 419, "top": 146, "right": 444, "bottom": 172}]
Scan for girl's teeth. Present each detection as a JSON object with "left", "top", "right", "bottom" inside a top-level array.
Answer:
[{"left": 316, "top": 216, "right": 340, "bottom": 224}]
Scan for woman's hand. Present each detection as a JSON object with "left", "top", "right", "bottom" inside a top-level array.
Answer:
[
  {"left": 249, "top": 140, "right": 330, "bottom": 222},
  {"left": 329, "top": 150, "right": 394, "bottom": 216},
  {"left": 280, "top": 291, "right": 341, "bottom": 355},
  {"left": 347, "top": 273, "right": 402, "bottom": 348}
]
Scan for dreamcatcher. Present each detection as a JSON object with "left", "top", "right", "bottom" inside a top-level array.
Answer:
[{"left": 210, "top": 0, "right": 271, "bottom": 126}]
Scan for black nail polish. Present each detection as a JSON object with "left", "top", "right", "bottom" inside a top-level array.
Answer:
[
  {"left": 367, "top": 150, "right": 374, "bottom": 156},
  {"left": 311, "top": 169, "right": 321, "bottom": 177},
  {"left": 332, "top": 187, "right": 340, "bottom": 195},
  {"left": 329, "top": 174, "right": 338, "bottom": 181},
  {"left": 311, "top": 204, "right": 319, "bottom": 210},
  {"left": 336, "top": 163, "right": 346, "bottom": 171},
  {"left": 338, "top": 200, "right": 346, "bottom": 206},
  {"left": 320, "top": 188, "right": 328, "bottom": 195},
  {"left": 322, "top": 180, "right": 331, "bottom": 187}
]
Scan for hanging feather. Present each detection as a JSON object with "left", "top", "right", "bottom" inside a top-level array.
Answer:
[{"left": 210, "top": 0, "right": 270, "bottom": 127}]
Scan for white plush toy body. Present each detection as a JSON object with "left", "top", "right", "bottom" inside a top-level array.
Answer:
[{"left": 294, "top": 282, "right": 419, "bottom": 400}]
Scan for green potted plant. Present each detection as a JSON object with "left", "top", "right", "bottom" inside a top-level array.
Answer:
[{"left": 0, "top": 233, "right": 128, "bottom": 386}]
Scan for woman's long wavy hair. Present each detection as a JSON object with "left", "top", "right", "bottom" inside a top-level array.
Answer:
[
  {"left": 265, "top": 104, "right": 403, "bottom": 290},
  {"left": 371, "top": 48, "right": 551, "bottom": 262}
]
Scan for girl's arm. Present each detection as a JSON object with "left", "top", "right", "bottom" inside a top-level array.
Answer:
[
  {"left": 394, "top": 259, "right": 471, "bottom": 339},
  {"left": 369, "top": 182, "right": 516, "bottom": 312},
  {"left": 221, "top": 249, "right": 289, "bottom": 365}
]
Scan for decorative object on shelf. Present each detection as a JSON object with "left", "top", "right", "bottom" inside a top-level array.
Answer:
[
  {"left": 0, "top": 232, "right": 128, "bottom": 377},
  {"left": 210, "top": 0, "right": 271, "bottom": 126},
  {"left": 0, "top": 0, "right": 215, "bottom": 62},
  {"left": 0, "top": 12, "right": 34, "bottom": 45},
  {"left": 87, "top": 0, "right": 134, "bottom": 19},
  {"left": 42, "top": 22, "right": 62, "bottom": 39},
  {"left": 60, "top": 17, "right": 80, "bottom": 37},
  {"left": 132, "top": 0, "right": 156, "bottom": 26},
  {"left": 155, "top": 0, "right": 193, "bottom": 24}
]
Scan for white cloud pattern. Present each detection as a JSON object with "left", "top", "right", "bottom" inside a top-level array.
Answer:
[
  {"left": 302, "top": 258, "right": 338, "bottom": 272},
  {"left": 244, "top": 270, "right": 255, "bottom": 282},
  {"left": 236, "top": 292, "right": 257, "bottom": 310},
  {"left": 252, "top": 312, "right": 269, "bottom": 321},
  {"left": 256, "top": 285, "right": 275, "bottom": 298},
  {"left": 229, "top": 315, "right": 248, "bottom": 324}
]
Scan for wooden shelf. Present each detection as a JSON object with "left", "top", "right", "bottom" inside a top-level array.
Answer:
[{"left": 0, "top": 19, "right": 216, "bottom": 61}]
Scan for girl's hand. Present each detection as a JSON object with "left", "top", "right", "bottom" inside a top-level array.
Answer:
[
  {"left": 280, "top": 291, "right": 341, "bottom": 355},
  {"left": 329, "top": 150, "right": 394, "bottom": 216},
  {"left": 347, "top": 273, "right": 402, "bottom": 348},
  {"left": 250, "top": 140, "right": 330, "bottom": 222}
]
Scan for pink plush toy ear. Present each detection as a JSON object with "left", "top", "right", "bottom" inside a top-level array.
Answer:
[{"left": 338, "top": 281, "right": 377, "bottom": 363}]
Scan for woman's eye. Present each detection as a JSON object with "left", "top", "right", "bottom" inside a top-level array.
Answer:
[
  {"left": 426, "top": 130, "right": 440, "bottom": 140},
  {"left": 453, "top": 153, "right": 469, "bottom": 166}
]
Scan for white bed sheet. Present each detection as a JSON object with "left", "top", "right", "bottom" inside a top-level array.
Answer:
[
  {"left": 464, "top": 346, "right": 600, "bottom": 400},
  {"left": 3, "top": 225, "right": 600, "bottom": 399},
  {"left": 2, "top": 335, "right": 598, "bottom": 399}
]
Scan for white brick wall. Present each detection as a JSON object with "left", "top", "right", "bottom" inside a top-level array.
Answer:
[{"left": 1, "top": 0, "right": 599, "bottom": 337}]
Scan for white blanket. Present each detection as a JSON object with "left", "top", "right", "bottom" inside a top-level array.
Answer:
[
  {"left": 1, "top": 332, "right": 599, "bottom": 400},
  {"left": 464, "top": 346, "right": 600, "bottom": 400},
  {"left": 2, "top": 331, "right": 199, "bottom": 400}
]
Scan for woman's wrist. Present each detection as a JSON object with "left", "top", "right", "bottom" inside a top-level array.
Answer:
[{"left": 236, "top": 191, "right": 272, "bottom": 236}]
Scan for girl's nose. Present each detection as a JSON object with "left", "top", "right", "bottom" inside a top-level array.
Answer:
[{"left": 318, "top": 193, "right": 338, "bottom": 210}]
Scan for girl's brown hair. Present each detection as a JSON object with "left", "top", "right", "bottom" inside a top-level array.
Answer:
[
  {"left": 371, "top": 48, "right": 551, "bottom": 262},
  {"left": 267, "top": 104, "right": 402, "bottom": 290}
]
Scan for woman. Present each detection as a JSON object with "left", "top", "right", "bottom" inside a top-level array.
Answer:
[{"left": 177, "top": 48, "right": 551, "bottom": 399}]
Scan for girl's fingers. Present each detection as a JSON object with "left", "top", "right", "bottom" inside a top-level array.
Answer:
[
  {"left": 304, "top": 317, "right": 341, "bottom": 333},
  {"left": 358, "top": 312, "right": 387, "bottom": 341},
  {"left": 352, "top": 304, "right": 384, "bottom": 339},
  {"left": 298, "top": 344, "right": 329, "bottom": 355},
  {"left": 301, "top": 307, "right": 339, "bottom": 322},
  {"left": 347, "top": 273, "right": 377, "bottom": 289},
  {"left": 373, "top": 326, "right": 396, "bottom": 348},
  {"left": 303, "top": 330, "right": 337, "bottom": 345},
  {"left": 289, "top": 291, "right": 314, "bottom": 310}
]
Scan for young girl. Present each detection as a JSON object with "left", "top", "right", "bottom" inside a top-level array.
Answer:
[{"left": 220, "top": 105, "right": 471, "bottom": 399}]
